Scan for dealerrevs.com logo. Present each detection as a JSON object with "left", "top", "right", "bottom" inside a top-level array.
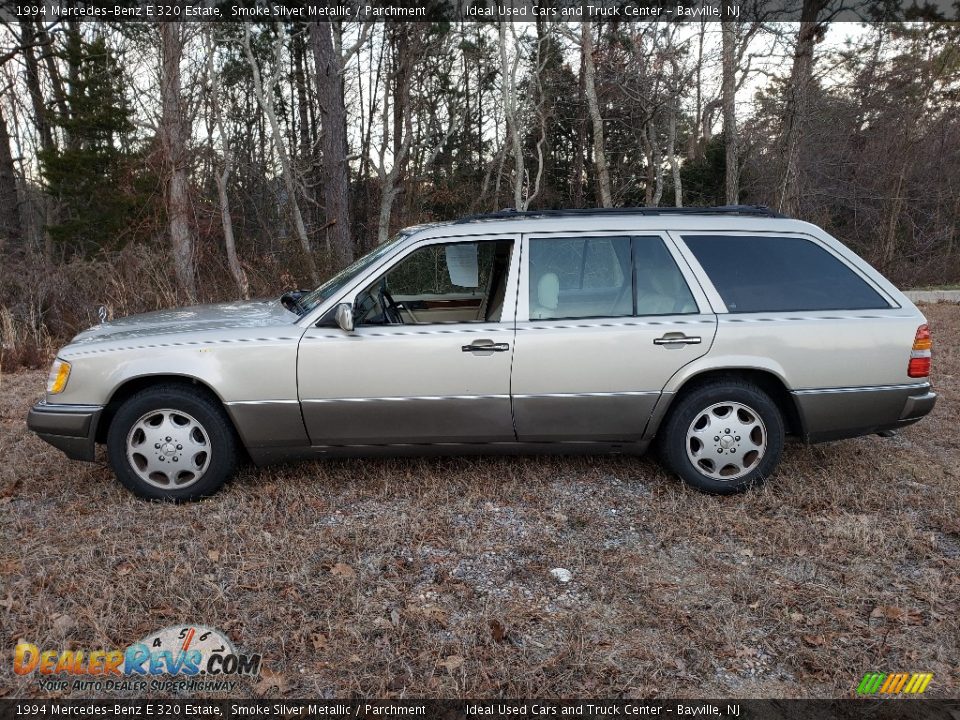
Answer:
[{"left": 14, "top": 625, "right": 262, "bottom": 693}]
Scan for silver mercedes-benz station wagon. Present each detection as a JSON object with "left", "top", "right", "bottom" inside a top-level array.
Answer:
[{"left": 27, "top": 206, "right": 937, "bottom": 501}]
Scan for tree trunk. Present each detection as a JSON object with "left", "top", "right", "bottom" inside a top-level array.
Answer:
[
  {"left": 688, "top": 20, "right": 706, "bottom": 161},
  {"left": 205, "top": 33, "right": 249, "bottom": 299},
  {"left": 375, "top": 67, "right": 412, "bottom": 245},
  {"left": 776, "top": 2, "right": 828, "bottom": 215},
  {"left": 667, "top": 101, "right": 682, "bottom": 207},
  {"left": 20, "top": 19, "right": 56, "bottom": 259},
  {"left": 498, "top": 21, "right": 525, "bottom": 210},
  {"left": 533, "top": 19, "right": 554, "bottom": 207},
  {"left": 310, "top": 22, "right": 354, "bottom": 269},
  {"left": 721, "top": 20, "right": 739, "bottom": 205},
  {"left": 243, "top": 24, "right": 318, "bottom": 284},
  {"left": 571, "top": 38, "right": 587, "bottom": 207},
  {"left": 0, "top": 105, "right": 23, "bottom": 255},
  {"left": 292, "top": 31, "right": 315, "bottom": 233},
  {"left": 20, "top": 20, "right": 54, "bottom": 154},
  {"left": 160, "top": 23, "right": 196, "bottom": 301},
  {"left": 642, "top": 125, "right": 655, "bottom": 206},
  {"left": 581, "top": 21, "right": 612, "bottom": 208},
  {"left": 650, "top": 120, "right": 664, "bottom": 206}
]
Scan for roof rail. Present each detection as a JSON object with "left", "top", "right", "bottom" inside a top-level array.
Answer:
[{"left": 453, "top": 205, "right": 787, "bottom": 223}]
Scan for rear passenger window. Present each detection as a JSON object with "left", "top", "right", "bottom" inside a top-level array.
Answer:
[
  {"left": 529, "top": 236, "right": 632, "bottom": 319},
  {"left": 683, "top": 235, "right": 891, "bottom": 313},
  {"left": 634, "top": 236, "right": 698, "bottom": 315}
]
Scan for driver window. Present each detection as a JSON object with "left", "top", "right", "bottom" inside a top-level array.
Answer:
[{"left": 354, "top": 239, "right": 513, "bottom": 325}]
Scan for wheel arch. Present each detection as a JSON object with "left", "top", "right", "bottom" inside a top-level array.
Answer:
[
  {"left": 646, "top": 367, "right": 804, "bottom": 440},
  {"left": 96, "top": 374, "right": 231, "bottom": 443}
]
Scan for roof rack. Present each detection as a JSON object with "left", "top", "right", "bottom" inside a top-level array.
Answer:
[{"left": 453, "top": 205, "right": 787, "bottom": 223}]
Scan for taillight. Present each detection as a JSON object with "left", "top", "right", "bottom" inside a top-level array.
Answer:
[{"left": 908, "top": 324, "right": 932, "bottom": 378}]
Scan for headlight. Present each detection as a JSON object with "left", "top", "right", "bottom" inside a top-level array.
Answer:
[{"left": 46, "top": 358, "right": 72, "bottom": 394}]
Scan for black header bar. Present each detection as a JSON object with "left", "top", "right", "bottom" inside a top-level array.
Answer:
[
  {"left": 1, "top": 0, "right": 958, "bottom": 23},
  {"left": 1, "top": 699, "right": 960, "bottom": 720}
]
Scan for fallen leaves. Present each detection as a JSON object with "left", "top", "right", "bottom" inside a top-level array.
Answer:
[
  {"left": 253, "top": 668, "right": 290, "bottom": 696},
  {"left": 310, "top": 631, "right": 328, "bottom": 651},
  {"left": 0, "top": 479, "right": 20, "bottom": 499},
  {"left": 870, "top": 606, "right": 924, "bottom": 624},
  {"left": 330, "top": 562, "right": 356, "bottom": 579},
  {"left": 489, "top": 619, "right": 507, "bottom": 643},
  {"left": 51, "top": 613, "right": 75, "bottom": 635},
  {"left": 438, "top": 654, "right": 464, "bottom": 673}
]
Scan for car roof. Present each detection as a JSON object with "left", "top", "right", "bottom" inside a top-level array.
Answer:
[{"left": 405, "top": 209, "right": 824, "bottom": 242}]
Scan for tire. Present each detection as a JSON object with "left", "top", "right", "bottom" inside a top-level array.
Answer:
[
  {"left": 106, "top": 384, "right": 238, "bottom": 502},
  {"left": 658, "top": 380, "right": 785, "bottom": 495}
]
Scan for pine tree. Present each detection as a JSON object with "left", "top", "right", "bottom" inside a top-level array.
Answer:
[{"left": 38, "top": 36, "right": 143, "bottom": 256}]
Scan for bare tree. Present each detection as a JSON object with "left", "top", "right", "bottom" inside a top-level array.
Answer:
[
  {"left": 243, "top": 24, "right": 318, "bottom": 284},
  {"left": 310, "top": 22, "right": 364, "bottom": 269},
  {"left": 666, "top": 98, "right": 682, "bottom": 207},
  {"left": 160, "top": 22, "right": 196, "bottom": 300},
  {"left": 722, "top": 20, "right": 739, "bottom": 205},
  {"left": 581, "top": 21, "right": 612, "bottom": 208},
  {"left": 373, "top": 26, "right": 460, "bottom": 244},
  {"left": 19, "top": 18, "right": 59, "bottom": 258},
  {"left": 497, "top": 21, "right": 526, "bottom": 210},
  {"left": 0, "top": 103, "right": 22, "bottom": 255},
  {"left": 776, "top": 0, "right": 831, "bottom": 214},
  {"left": 373, "top": 30, "right": 415, "bottom": 246},
  {"left": 204, "top": 32, "right": 248, "bottom": 299}
]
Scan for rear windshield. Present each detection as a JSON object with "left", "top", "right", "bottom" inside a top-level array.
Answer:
[{"left": 682, "top": 234, "right": 892, "bottom": 313}]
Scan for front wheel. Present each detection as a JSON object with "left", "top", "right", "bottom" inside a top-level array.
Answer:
[
  {"left": 107, "top": 385, "right": 238, "bottom": 502},
  {"left": 659, "top": 381, "right": 785, "bottom": 494}
]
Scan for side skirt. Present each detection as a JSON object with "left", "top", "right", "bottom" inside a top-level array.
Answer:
[{"left": 247, "top": 439, "right": 650, "bottom": 466}]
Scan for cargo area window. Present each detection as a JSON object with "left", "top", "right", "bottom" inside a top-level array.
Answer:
[{"left": 682, "top": 234, "right": 891, "bottom": 313}]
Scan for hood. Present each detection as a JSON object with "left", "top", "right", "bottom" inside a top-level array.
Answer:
[{"left": 70, "top": 299, "right": 299, "bottom": 345}]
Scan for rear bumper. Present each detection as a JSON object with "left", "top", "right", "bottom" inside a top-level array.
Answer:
[
  {"left": 27, "top": 401, "right": 103, "bottom": 461},
  {"left": 793, "top": 383, "right": 937, "bottom": 443}
]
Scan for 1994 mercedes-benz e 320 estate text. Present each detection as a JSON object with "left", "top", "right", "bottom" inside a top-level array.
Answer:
[{"left": 28, "top": 206, "right": 937, "bottom": 501}]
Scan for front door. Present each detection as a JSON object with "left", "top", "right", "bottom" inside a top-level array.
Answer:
[
  {"left": 511, "top": 233, "right": 717, "bottom": 442},
  {"left": 297, "top": 235, "right": 519, "bottom": 446}
]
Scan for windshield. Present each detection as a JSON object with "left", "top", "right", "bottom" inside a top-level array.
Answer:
[{"left": 298, "top": 233, "right": 408, "bottom": 313}]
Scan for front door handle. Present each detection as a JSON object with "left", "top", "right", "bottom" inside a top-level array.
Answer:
[
  {"left": 653, "top": 333, "right": 702, "bottom": 346},
  {"left": 462, "top": 340, "right": 510, "bottom": 353}
]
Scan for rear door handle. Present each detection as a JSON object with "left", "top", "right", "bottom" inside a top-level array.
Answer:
[
  {"left": 653, "top": 334, "right": 702, "bottom": 346},
  {"left": 462, "top": 341, "right": 510, "bottom": 353}
]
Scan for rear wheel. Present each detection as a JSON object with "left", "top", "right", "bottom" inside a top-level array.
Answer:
[
  {"left": 659, "top": 380, "right": 784, "bottom": 494},
  {"left": 107, "top": 385, "right": 238, "bottom": 502}
]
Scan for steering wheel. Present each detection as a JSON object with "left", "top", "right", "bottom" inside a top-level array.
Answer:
[{"left": 378, "top": 281, "right": 404, "bottom": 325}]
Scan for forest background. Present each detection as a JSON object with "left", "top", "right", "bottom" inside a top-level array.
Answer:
[{"left": 1, "top": 9, "right": 958, "bottom": 369}]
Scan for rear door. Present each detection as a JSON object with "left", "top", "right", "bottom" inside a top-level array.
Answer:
[{"left": 511, "top": 232, "right": 717, "bottom": 442}]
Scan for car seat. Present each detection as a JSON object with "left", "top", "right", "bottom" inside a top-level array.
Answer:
[{"left": 530, "top": 272, "right": 560, "bottom": 319}]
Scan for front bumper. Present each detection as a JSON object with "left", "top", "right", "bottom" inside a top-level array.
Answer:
[{"left": 27, "top": 401, "right": 103, "bottom": 461}]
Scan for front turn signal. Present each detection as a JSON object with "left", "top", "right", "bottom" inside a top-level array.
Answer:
[{"left": 47, "top": 359, "right": 72, "bottom": 394}]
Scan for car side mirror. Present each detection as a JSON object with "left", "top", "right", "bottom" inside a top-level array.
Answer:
[{"left": 334, "top": 303, "right": 354, "bottom": 332}]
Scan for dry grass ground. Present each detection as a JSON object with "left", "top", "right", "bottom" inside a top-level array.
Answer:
[{"left": 1, "top": 304, "right": 957, "bottom": 699}]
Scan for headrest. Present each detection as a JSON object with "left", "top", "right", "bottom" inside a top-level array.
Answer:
[{"left": 537, "top": 272, "right": 560, "bottom": 310}]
